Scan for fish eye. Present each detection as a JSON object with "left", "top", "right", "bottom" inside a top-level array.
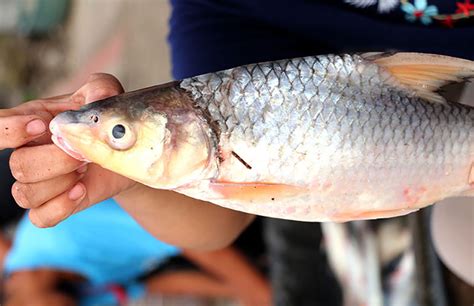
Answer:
[
  {"left": 106, "top": 123, "right": 136, "bottom": 151},
  {"left": 112, "top": 124, "right": 126, "bottom": 139}
]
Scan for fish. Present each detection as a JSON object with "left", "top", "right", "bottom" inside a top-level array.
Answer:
[{"left": 49, "top": 52, "right": 474, "bottom": 222}]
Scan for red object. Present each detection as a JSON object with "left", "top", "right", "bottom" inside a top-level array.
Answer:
[
  {"left": 456, "top": 0, "right": 474, "bottom": 16},
  {"left": 414, "top": 10, "right": 424, "bottom": 18},
  {"left": 440, "top": 15, "right": 454, "bottom": 28},
  {"left": 107, "top": 284, "right": 128, "bottom": 305}
]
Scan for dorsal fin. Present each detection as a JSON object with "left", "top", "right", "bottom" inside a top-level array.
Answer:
[{"left": 362, "top": 52, "right": 474, "bottom": 103}]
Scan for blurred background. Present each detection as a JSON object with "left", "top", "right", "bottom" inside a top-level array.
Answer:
[
  {"left": 0, "top": 1, "right": 472, "bottom": 306},
  {"left": 0, "top": 0, "right": 172, "bottom": 108}
]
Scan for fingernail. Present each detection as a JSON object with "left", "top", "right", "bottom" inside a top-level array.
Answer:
[
  {"left": 26, "top": 119, "right": 46, "bottom": 136},
  {"left": 77, "top": 164, "right": 88, "bottom": 174},
  {"left": 68, "top": 184, "right": 85, "bottom": 201}
]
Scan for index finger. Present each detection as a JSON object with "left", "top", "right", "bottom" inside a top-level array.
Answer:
[
  {"left": 0, "top": 115, "right": 48, "bottom": 150},
  {"left": 14, "top": 93, "right": 83, "bottom": 117}
]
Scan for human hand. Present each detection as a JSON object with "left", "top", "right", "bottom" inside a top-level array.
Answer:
[
  {"left": 0, "top": 94, "right": 79, "bottom": 150},
  {"left": 8, "top": 73, "right": 137, "bottom": 227}
]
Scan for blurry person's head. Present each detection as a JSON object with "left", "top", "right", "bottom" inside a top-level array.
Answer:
[{"left": 3, "top": 269, "right": 82, "bottom": 306}]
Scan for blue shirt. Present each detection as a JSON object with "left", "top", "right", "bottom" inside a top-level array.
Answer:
[{"left": 5, "top": 199, "right": 179, "bottom": 286}]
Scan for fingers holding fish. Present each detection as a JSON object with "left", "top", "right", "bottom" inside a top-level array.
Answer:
[
  {"left": 15, "top": 95, "right": 81, "bottom": 117},
  {"left": 0, "top": 72, "right": 122, "bottom": 152},
  {"left": 11, "top": 171, "right": 84, "bottom": 210},
  {"left": 28, "top": 182, "right": 87, "bottom": 228},
  {"left": 27, "top": 164, "right": 135, "bottom": 228},
  {"left": 9, "top": 144, "right": 83, "bottom": 183},
  {"left": 0, "top": 93, "right": 85, "bottom": 150},
  {"left": 0, "top": 115, "right": 48, "bottom": 150},
  {"left": 13, "top": 161, "right": 133, "bottom": 228},
  {"left": 71, "top": 73, "right": 124, "bottom": 104},
  {"left": 18, "top": 74, "right": 129, "bottom": 228}
]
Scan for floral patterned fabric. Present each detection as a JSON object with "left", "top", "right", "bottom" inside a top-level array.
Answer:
[{"left": 345, "top": 0, "right": 474, "bottom": 27}]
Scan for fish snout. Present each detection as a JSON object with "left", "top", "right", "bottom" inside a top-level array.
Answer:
[
  {"left": 50, "top": 110, "right": 100, "bottom": 135},
  {"left": 49, "top": 111, "right": 91, "bottom": 162},
  {"left": 50, "top": 111, "right": 75, "bottom": 136}
]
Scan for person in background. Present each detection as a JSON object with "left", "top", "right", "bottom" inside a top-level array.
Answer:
[{"left": 1, "top": 198, "right": 270, "bottom": 306}]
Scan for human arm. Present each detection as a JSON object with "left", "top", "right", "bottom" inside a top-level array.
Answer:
[{"left": 114, "top": 184, "right": 254, "bottom": 250}]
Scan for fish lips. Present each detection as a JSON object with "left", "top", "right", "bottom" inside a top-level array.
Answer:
[{"left": 50, "top": 112, "right": 91, "bottom": 162}]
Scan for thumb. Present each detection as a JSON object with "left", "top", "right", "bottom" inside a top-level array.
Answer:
[{"left": 71, "top": 73, "right": 125, "bottom": 105}]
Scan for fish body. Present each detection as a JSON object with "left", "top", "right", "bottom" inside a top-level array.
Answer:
[{"left": 50, "top": 53, "right": 474, "bottom": 222}]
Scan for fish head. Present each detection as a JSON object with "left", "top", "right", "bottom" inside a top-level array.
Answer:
[{"left": 50, "top": 94, "right": 214, "bottom": 189}]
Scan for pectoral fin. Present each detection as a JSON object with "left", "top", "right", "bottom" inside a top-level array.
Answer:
[
  {"left": 364, "top": 52, "right": 474, "bottom": 104},
  {"left": 209, "top": 181, "right": 307, "bottom": 202}
]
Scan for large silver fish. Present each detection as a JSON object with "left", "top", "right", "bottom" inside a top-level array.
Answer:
[{"left": 50, "top": 53, "right": 474, "bottom": 222}]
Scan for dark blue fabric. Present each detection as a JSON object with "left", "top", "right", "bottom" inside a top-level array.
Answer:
[{"left": 169, "top": 0, "right": 474, "bottom": 79}]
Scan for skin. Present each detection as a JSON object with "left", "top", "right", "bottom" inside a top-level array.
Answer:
[
  {"left": 2, "top": 73, "right": 254, "bottom": 250},
  {"left": 4, "top": 270, "right": 81, "bottom": 306},
  {"left": 182, "top": 249, "right": 271, "bottom": 306}
]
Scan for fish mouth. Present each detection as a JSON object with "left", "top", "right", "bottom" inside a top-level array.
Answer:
[
  {"left": 50, "top": 117, "right": 90, "bottom": 162},
  {"left": 51, "top": 134, "right": 90, "bottom": 162}
]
